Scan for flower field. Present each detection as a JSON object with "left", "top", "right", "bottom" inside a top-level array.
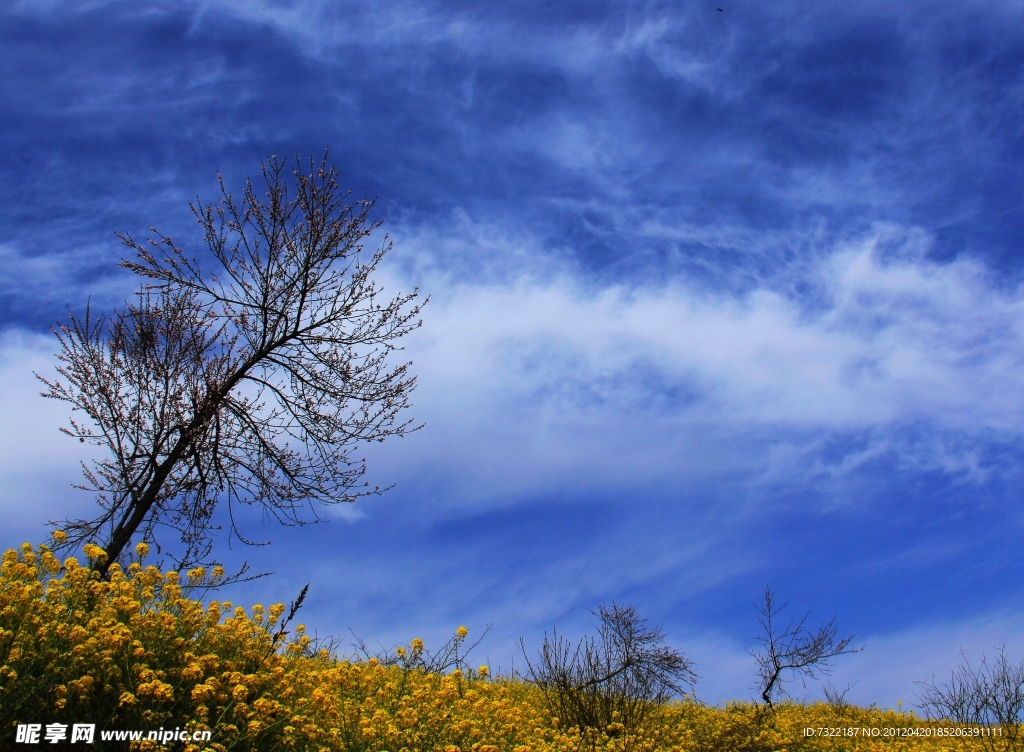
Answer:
[{"left": 0, "top": 543, "right": 1016, "bottom": 751}]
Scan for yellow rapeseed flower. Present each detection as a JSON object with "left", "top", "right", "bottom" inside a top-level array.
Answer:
[{"left": 82, "top": 543, "right": 106, "bottom": 562}]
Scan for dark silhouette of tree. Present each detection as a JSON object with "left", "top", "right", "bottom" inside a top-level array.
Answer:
[
  {"left": 38, "top": 153, "right": 424, "bottom": 577},
  {"left": 750, "top": 587, "right": 861, "bottom": 707},
  {"left": 519, "top": 603, "right": 697, "bottom": 736}
]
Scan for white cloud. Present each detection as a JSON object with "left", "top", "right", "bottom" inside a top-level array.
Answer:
[
  {"left": 0, "top": 242, "right": 136, "bottom": 318},
  {"left": 0, "top": 330, "right": 100, "bottom": 530},
  {"left": 360, "top": 222, "right": 1024, "bottom": 511}
]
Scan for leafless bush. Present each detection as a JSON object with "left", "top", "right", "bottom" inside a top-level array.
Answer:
[
  {"left": 750, "top": 587, "right": 861, "bottom": 708},
  {"left": 822, "top": 681, "right": 856, "bottom": 711},
  {"left": 917, "top": 646, "right": 1024, "bottom": 751},
  {"left": 519, "top": 603, "right": 697, "bottom": 736}
]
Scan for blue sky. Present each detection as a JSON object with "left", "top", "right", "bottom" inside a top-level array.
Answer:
[{"left": 3, "top": 0, "right": 1024, "bottom": 706}]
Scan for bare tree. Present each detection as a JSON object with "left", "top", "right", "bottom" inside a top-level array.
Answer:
[
  {"left": 750, "top": 587, "right": 861, "bottom": 708},
  {"left": 38, "top": 153, "right": 424, "bottom": 577},
  {"left": 519, "top": 603, "right": 697, "bottom": 736},
  {"left": 917, "top": 647, "right": 1024, "bottom": 752}
]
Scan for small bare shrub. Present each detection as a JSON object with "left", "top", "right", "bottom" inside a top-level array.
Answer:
[
  {"left": 519, "top": 603, "right": 696, "bottom": 736},
  {"left": 822, "top": 681, "right": 855, "bottom": 711}
]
